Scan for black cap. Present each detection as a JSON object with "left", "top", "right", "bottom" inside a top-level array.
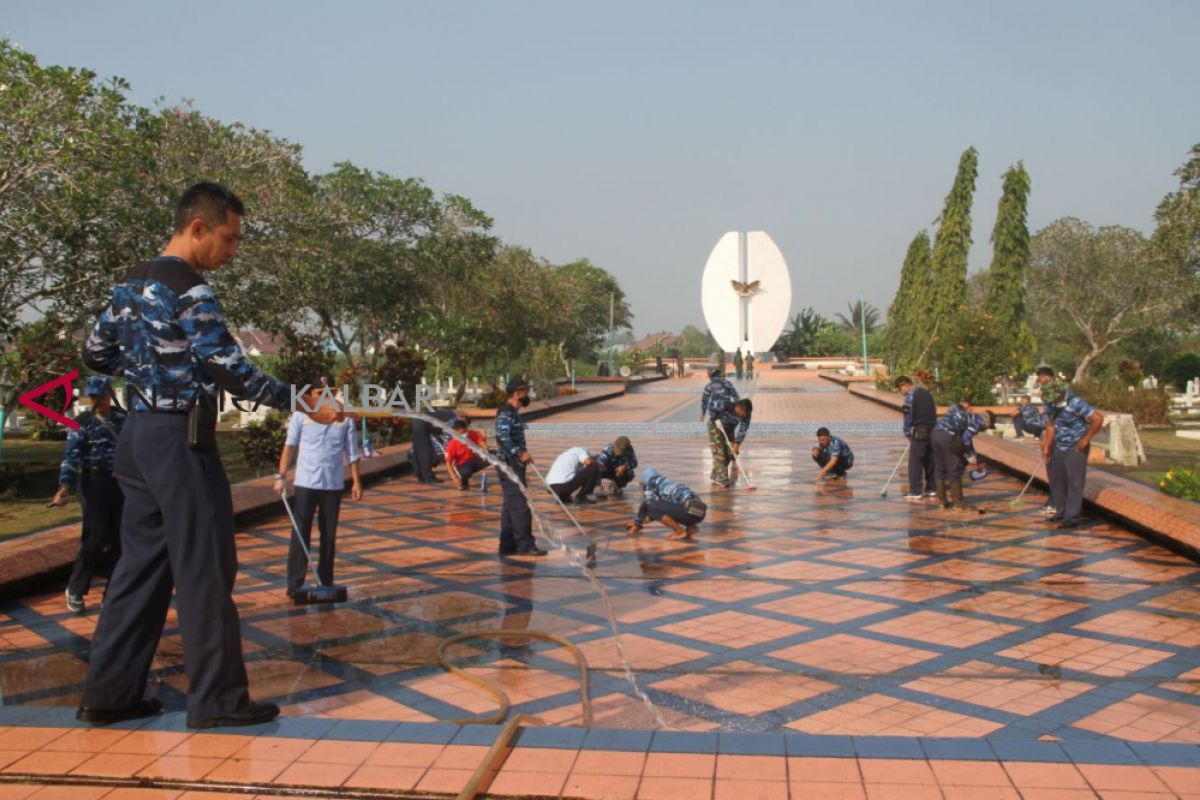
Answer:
[
  {"left": 506, "top": 379, "right": 528, "bottom": 396},
  {"left": 708, "top": 368, "right": 721, "bottom": 379}
]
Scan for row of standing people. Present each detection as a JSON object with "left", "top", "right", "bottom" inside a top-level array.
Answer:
[{"left": 896, "top": 370, "right": 1102, "bottom": 526}]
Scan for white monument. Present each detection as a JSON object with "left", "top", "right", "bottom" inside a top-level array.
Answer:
[{"left": 700, "top": 231, "right": 792, "bottom": 354}]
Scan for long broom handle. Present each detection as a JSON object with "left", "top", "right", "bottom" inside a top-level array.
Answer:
[
  {"left": 882, "top": 443, "right": 910, "bottom": 493},
  {"left": 280, "top": 491, "right": 326, "bottom": 588},
  {"left": 1014, "top": 460, "right": 1045, "bottom": 504},
  {"left": 717, "top": 423, "right": 755, "bottom": 489}
]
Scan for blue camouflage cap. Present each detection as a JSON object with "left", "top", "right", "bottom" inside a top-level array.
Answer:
[{"left": 85, "top": 376, "right": 112, "bottom": 397}]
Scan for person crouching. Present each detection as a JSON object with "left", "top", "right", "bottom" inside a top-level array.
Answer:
[
  {"left": 624, "top": 468, "right": 707, "bottom": 540},
  {"left": 445, "top": 417, "right": 489, "bottom": 490}
]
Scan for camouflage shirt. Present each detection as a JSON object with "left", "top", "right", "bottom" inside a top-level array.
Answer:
[
  {"left": 700, "top": 377, "right": 739, "bottom": 418},
  {"left": 84, "top": 257, "right": 290, "bottom": 412},
  {"left": 596, "top": 443, "right": 638, "bottom": 474},
  {"left": 58, "top": 409, "right": 125, "bottom": 488},
  {"left": 816, "top": 435, "right": 855, "bottom": 468},
  {"left": 935, "top": 404, "right": 989, "bottom": 456},
  {"left": 715, "top": 401, "right": 751, "bottom": 444},
  {"left": 494, "top": 403, "right": 527, "bottom": 464},
  {"left": 1047, "top": 390, "right": 1097, "bottom": 452},
  {"left": 635, "top": 475, "right": 699, "bottom": 523}
]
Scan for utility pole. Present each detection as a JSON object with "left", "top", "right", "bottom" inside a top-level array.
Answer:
[
  {"left": 607, "top": 292, "right": 615, "bottom": 373},
  {"left": 860, "top": 292, "right": 869, "bottom": 376}
]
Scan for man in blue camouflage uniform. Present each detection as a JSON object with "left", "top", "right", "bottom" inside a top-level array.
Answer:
[
  {"left": 701, "top": 368, "right": 745, "bottom": 487},
  {"left": 624, "top": 467, "right": 706, "bottom": 540},
  {"left": 896, "top": 375, "right": 938, "bottom": 501},
  {"left": 493, "top": 379, "right": 546, "bottom": 556},
  {"left": 50, "top": 376, "right": 125, "bottom": 613},
  {"left": 931, "top": 402, "right": 994, "bottom": 509},
  {"left": 76, "top": 183, "right": 336, "bottom": 730},
  {"left": 595, "top": 435, "right": 637, "bottom": 498},
  {"left": 1012, "top": 395, "right": 1047, "bottom": 441},
  {"left": 1041, "top": 378, "right": 1103, "bottom": 528},
  {"left": 812, "top": 427, "right": 855, "bottom": 480}
]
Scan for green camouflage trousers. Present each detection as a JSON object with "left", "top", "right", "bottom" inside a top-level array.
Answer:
[{"left": 708, "top": 419, "right": 733, "bottom": 481}]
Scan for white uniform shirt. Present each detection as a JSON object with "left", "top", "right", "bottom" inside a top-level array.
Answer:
[{"left": 545, "top": 446, "right": 591, "bottom": 485}]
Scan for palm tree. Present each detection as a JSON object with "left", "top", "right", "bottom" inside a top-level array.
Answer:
[
  {"left": 835, "top": 300, "right": 880, "bottom": 339},
  {"left": 782, "top": 308, "right": 829, "bottom": 356}
]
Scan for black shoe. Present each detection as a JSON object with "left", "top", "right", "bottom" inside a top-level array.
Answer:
[
  {"left": 1057, "top": 517, "right": 1087, "bottom": 529},
  {"left": 1047, "top": 514, "right": 1064, "bottom": 523},
  {"left": 187, "top": 701, "right": 280, "bottom": 730},
  {"left": 574, "top": 495, "right": 598, "bottom": 505},
  {"left": 77, "top": 697, "right": 163, "bottom": 725},
  {"left": 514, "top": 546, "right": 548, "bottom": 557},
  {"left": 498, "top": 546, "right": 517, "bottom": 556}
]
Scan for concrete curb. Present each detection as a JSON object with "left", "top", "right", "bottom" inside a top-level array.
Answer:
[{"left": 0, "top": 444, "right": 411, "bottom": 602}]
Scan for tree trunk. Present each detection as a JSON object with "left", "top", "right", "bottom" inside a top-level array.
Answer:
[
  {"left": 1073, "top": 347, "right": 1106, "bottom": 384},
  {"left": 558, "top": 341, "right": 571, "bottom": 380},
  {"left": 454, "top": 365, "right": 468, "bottom": 405}
]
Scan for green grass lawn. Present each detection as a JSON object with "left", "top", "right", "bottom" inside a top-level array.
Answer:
[{"left": 0, "top": 429, "right": 266, "bottom": 541}]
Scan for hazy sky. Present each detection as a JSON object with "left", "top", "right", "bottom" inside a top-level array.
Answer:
[{"left": 5, "top": 1, "right": 1199, "bottom": 336}]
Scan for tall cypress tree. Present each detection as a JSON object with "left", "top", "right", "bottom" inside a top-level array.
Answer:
[
  {"left": 885, "top": 230, "right": 932, "bottom": 368},
  {"left": 985, "top": 162, "right": 1035, "bottom": 380},
  {"left": 929, "top": 147, "right": 979, "bottom": 351}
]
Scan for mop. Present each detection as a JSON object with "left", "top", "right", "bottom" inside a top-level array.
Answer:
[
  {"left": 281, "top": 492, "right": 348, "bottom": 605},
  {"left": 1010, "top": 460, "right": 1046, "bottom": 507}
]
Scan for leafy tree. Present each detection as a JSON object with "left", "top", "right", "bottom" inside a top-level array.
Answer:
[
  {"left": 272, "top": 331, "right": 337, "bottom": 389},
  {"left": 883, "top": 231, "right": 932, "bottom": 368},
  {"left": 933, "top": 306, "right": 1006, "bottom": 405},
  {"left": 1, "top": 318, "right": 83, "bottom": 435},
  {"left": 984, "top": 162, "right": 1036, "bottom": 391},
  {"left": 545, "top": 259, "right": 632, "bottom": 377},
  {"left": 928, "top": 147, "right": 978, "bottom": 356},
  {"left": 675, "top": 325, "right": 719, "bottom": 358},
  {"left": 1029, "top": 218, "right": 1194, "bottom": 382},
  {"left": 835, "top": 300, "right": 880, "bottom": 339},
  {"left": 0, "top": 40, "right": 141, "bottom": 344},
  {"left": 1154, "top": 142, "right": 1200, "bottom": 279}
]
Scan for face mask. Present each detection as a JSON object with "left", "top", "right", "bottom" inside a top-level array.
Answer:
[{"left": 518, "top": 395, "right": 531, "bottom": 408}]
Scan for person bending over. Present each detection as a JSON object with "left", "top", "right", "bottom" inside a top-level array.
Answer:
[
  {"left": 931, "top": 402, "right": 994, "bottom": 509},
  {"left": 445, "top": 417, "right": 488, "bottom": 490},
  {"left": 595, "top": 436, "right": 637, "bottom": 498},
  {"left": 545, "top": 446, "right": 601, "bottom": 505},
  {"left": 625, "top": 468, "right": 707, "bottom": 540}
]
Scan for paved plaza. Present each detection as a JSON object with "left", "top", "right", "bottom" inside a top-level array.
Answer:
[{"left": 0, "top": 371, "right": 1197, "bottom": 797}]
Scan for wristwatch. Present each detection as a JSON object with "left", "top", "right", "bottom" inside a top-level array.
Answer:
[{"left": 273, "top": 473, "right": 285, "bottom": 480}]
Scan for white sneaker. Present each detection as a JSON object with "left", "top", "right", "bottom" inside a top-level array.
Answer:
[
  {"left": 901, "top": 494, "right": 922, "bottom": 502},
  {"left": 65, "top": 590, "right": 84, "bottom": 613}
]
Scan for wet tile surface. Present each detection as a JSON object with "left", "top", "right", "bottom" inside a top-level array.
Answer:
[
  {"left": 2, "top": 433, "right": 1197, "bottom": 744},
  {"left": 0, "top": 370, "right": 1198, "bottom": 797}
]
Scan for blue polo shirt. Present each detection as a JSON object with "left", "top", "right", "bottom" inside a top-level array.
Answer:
[{"left": 286, "top": 413, "right": 360, "bottom": 490}]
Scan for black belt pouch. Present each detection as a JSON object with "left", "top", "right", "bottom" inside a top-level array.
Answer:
[{"left": 187, "top": 395, "right": 218, "bottom": 451}]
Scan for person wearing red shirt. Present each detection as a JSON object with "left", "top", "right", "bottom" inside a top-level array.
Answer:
[{"left": 445, "top": 417, "right": 489, "bottom": 490}]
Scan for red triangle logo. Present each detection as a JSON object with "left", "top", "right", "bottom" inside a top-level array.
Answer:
[{"left": 18, "top": 369, "right": 80, "bottom": 431}]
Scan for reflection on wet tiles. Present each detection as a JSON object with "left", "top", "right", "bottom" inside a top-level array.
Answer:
[{"left": 0, "top": 438, "right": 1196, "bottom": 742}]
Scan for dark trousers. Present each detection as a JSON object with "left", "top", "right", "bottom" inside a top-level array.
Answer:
[
  {"left": 907, "top": 438, "right": 935, "bottom": 495},
  {"left": 551, "top": 462, "right": 600, "bottom": 502},
  {"left": 411, "top": 419, "right": 436, "bottom": 480},
  {"left": 812, "top": 452, "right": 850, "bottom": 477},
  {"left": 931, "top": 429, "right": 965, "bottom": 483},
  {"left": 600, "top": 467, "right": 635, "bottom": 489},
  {"left": 81, "top": 413, "right": 250, "bottom": 721},
  {"left": 640, "top": 500, "right": 703, "bottom": 527},
  {"left": 286, "top": 486, "right": 340, "bottom": 592},
  {"left": 1049, "top": 447, "right": 1088, "bottom": 520},
  {"left": 1013, "top": 415, "right": 1044, "bottom": 439},
  {"left": 455, "top": 456, "right": 488, "bottom": 487},
  {"left": 69, "top": 475, "right": 123, "bottom": 597},
  {"left": 497, "top": 462, "right": 535, "bottom": 553}
]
